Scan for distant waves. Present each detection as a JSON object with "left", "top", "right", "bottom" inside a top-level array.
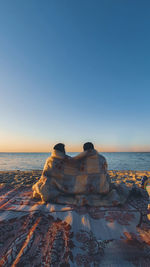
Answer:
[{"left": 0, "top": 152, "right": 150, "bottom": 171}]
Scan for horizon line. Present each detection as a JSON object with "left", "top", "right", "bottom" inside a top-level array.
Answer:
[{"left": 0, "top": 151, "right": 150, "bottom": 153}]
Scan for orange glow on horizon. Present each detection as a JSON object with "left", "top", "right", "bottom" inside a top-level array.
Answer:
[
  {"left": 0, "top": 143, "right": 150, "bottom": 153},
  {"left": 0, "top": 133, "right": 150, "bottom": 153}
]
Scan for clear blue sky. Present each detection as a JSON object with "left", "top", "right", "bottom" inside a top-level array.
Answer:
[{"left": 0, "top": 0, "right": 150, "bottom": 152}]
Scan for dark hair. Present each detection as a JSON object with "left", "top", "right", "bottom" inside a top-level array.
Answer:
[
  {"left": 53, "top": 143, "right": 65, "bottom": 153},
  {"left": 83, "top": 142, "right": 94, "bottom": 151}
]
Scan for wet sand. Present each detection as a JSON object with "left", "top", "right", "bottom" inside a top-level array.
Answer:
[{"left": 0, "top": 170, "right": 149, "bottom": 188}]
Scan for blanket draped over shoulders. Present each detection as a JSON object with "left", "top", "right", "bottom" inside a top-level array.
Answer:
[{"left": 32, "top": 149, "right": 129, "bottom": 206}]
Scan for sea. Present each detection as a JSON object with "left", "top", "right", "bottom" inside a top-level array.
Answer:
[{"left": 0, "top": 152, "right": 150, "bottom": 171}]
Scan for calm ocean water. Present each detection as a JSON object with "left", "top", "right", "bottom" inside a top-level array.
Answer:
[{"left": 0, "top": 152, "right": 150, "bottom": 171}]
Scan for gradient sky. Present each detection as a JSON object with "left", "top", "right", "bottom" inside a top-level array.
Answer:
[{"left": 0, "top": 0, "right": 150, "bottom": 152}]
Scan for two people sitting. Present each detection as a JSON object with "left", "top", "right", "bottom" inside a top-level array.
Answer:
[{"left": 32, "top": 142, "right": 128, "bottom": 206}]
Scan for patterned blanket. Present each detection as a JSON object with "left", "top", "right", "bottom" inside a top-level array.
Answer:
[
  {"left": 0, "top": 184, "right": 150, "bottom": 267},
  {"left": 32, "top": 150, "right": 129, "bottom": 206}
]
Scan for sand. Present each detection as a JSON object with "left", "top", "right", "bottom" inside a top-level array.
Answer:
[
  {"left": 0, "top": 170, "right": 149, "bottom": 188},
  {"left": 0, "top": 171, "right": 150, "bottom": 266}
]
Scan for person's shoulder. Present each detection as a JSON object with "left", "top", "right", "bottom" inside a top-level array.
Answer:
[
  {"left": 44, "top": 156, "right": 52, "bottom": 165},
  {"left": 98, "top": 153, "right": 107, "bottom": 162},
  {"left": 51, "top": 149, "right": 65, "bottom": 159},
  {"left": 46, "top": 155, "right": 52, "bottom": 161}
]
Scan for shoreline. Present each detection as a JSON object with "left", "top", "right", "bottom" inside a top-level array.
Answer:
[{"left": 0, "top": 170, "right": 149, "bottom": 188}]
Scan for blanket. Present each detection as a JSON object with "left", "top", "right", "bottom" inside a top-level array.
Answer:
[
  {"left": 0, "top": 184, "right": 150, "bottom": 267},
  {"left": 32, "top": 150, "right": 129, "bottom": 205}
]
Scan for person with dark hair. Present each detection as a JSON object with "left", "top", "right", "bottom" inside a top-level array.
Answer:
[
  {"left": 53, "top": 143, "right": 65, "bottom": 154},
  {"left": 71, "top": 142, "right": 108, "bottom": 171},
  {"left": 32, "top": 142, "right": 128, "bottom": 206},
  {"left": 65, "top": 141, "right": 110, "bottom": 194},
  {"left": 83, "top": 141, "right": 108, "bottom": 171},
  {"left": 42, "top": 143, "right": 66, "bottom": 177},
  {"left": 32, "top": 143, "right": 68, "bottom": 201},
  {"left": 83, "top": 142, "right": 94, "bottom": 151},
  {"left": 82, "top": 142, "right": 110, "bottom": 192}
]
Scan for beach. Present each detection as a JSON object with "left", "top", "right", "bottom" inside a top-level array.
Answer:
[
  {"left": 0, "top": 170, "right": 150, "bottom": 266},
  {"left": 0, "top": 170, "right": 149, "bottom": 188}
]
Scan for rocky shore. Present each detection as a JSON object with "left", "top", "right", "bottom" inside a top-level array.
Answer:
[{"left": 0, "top": 170, "right": 149, "bottom": 188}]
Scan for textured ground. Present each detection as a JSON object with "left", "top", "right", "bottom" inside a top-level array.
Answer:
[
  {"left": 0, "top": 170, "right": 149, "bottom": 188},
  {"left": 0, "top": 170, "right": 150, "bottom": 266}
]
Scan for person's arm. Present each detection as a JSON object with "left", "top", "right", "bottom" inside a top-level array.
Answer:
[
  {"left": 72, "top": 149, "right": 96, "bottom": 161},
  {"left": 63, "top": 153, "right": 86, "bottom": 169},
  {"left": 64, "top": 150, "right": 96, "bottom": 165},
  {"left": 72, "top": 151, "right": 88, "bottom": 161},
  {"left": 42, "top": 158, "right": 51, "bottom": 176}
]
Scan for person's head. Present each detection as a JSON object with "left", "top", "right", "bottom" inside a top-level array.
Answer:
[
  {"left": 53, "top": 143, "right": 65, "bottom": 154},
  {"left": 83, "top": 142, "right": 94, "bottom": 151}
]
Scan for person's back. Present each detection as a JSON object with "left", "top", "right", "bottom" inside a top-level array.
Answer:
[
  {"left": 42, "top": 143, "right": 66, "bottom": 178},
  {"left": 32, "top": 143, "right": 67, "bottom": 201},
  {"left": 80, "top": 142, "right": 111, "bottom": 194},
  {"left": 32, "top": 142, "right": 130, "bottom": 206}
]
